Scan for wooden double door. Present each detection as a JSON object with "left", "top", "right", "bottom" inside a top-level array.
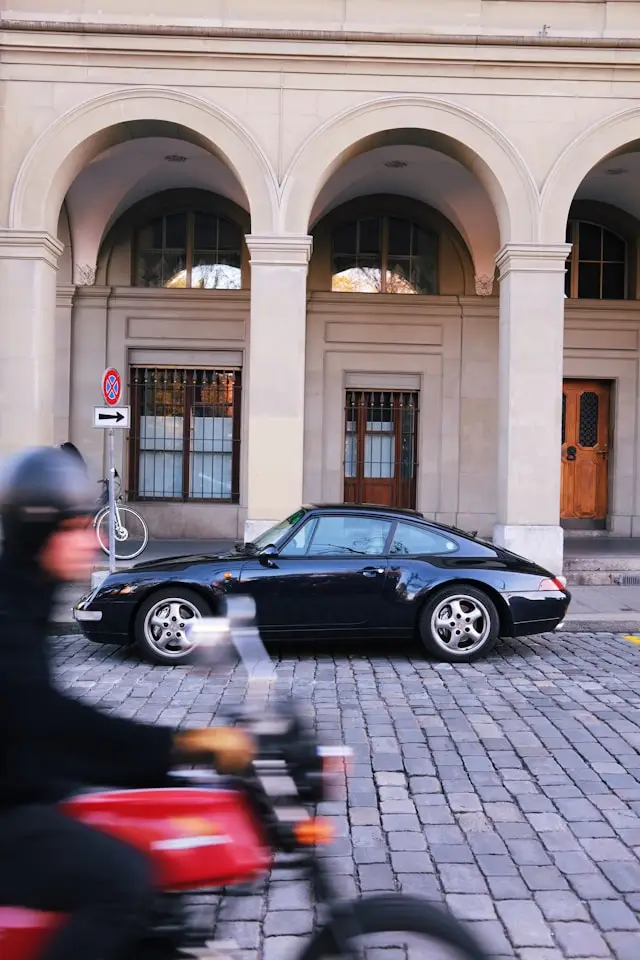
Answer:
[{"left": 561, "top": 379, "right": 611, "bottom": 524}]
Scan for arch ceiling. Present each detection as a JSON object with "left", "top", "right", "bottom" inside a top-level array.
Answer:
[
  {"left": 311, "top": 143, "right": 499, "bottom": 281},
  {"left": 64, "top": 136, "right": 247, "bottom": 282}
]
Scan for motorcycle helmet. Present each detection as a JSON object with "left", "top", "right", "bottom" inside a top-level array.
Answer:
[{"left": 0, "top": 446, "right": 94, "bottom": 560}]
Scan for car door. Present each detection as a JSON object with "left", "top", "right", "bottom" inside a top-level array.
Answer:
[
  {"left": 238, "top": 513, "right": 393, "bottom": 634},
  {"left": 383, "top": 520, "right": 462, "bottom": 628}
]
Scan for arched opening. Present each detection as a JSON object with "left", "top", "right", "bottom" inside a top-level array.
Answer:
[
  {"left": 36, "top": 104, "right": 265, "bottom": 538},
  {"left": 554, "top": 144, "right": 640, "bottom": 537},
  {"left": 299, "top": 132, "right": 502, "bottom": 524}
]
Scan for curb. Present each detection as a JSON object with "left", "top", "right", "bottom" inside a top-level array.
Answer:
[{"left": 561, "top": 614, "right": 640, "bottom": 634}]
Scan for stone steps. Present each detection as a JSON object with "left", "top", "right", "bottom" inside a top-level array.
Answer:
[{"left": 564, "top": 556, "right": 640, "bottom": 586}]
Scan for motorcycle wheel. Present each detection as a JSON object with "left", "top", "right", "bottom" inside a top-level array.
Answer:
[{"left": 297, "top": 894, "right": 489, "bottom": 960}]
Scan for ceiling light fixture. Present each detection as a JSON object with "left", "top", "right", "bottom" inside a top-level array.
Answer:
[
  {"left": 384, "top": 160, "right": 408, "bottom": 169},
  {"left": 165, "top": 154, "right": 187, "bottom": 163}
]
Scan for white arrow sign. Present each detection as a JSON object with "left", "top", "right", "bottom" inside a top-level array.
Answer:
[{"left": 94, "top": 405, "right": 130, "bottom": 429}]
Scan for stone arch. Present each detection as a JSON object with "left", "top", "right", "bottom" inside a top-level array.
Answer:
[
  {"left": 9, "top": 87, "right": 278, "bottom": 236},
  {"left": 279, "top": 95, "right": 538, "bottom": 243},
  {"left": 541, "top": 106, "right": 640, "bottom": 242}
]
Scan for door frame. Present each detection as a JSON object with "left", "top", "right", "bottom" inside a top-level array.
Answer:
[{"left": 560, "top": 376, "right": 615, "bottom": 531}]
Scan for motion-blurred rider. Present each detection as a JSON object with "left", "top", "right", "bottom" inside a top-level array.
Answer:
[{"left": 0, "top": 445, "right": 255, "bottom": 960}]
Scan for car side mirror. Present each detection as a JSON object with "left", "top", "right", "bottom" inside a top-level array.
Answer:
[{"left": 259, "top": 544, "right": 279, "bottom": 566}]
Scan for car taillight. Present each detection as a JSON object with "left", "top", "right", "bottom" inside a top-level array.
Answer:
[{"left": 538, "top": 577, "right": 566, "bottom": 591}]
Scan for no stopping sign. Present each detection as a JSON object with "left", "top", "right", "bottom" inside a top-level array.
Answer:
[{"left": 102, "top": 368, "right": 122, "bottom": 407}]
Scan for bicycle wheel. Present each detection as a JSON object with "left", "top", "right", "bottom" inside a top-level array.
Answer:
[
  {"left": 95, "top": 505, "right": 149, "bottom": 561},
  {"left": 298, "top": 894, "right": 489, "bottom": 960}
]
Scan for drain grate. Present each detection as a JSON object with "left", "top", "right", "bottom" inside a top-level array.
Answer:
[{"left": 621, "top": 574, "right": 640, "bottom": 586}]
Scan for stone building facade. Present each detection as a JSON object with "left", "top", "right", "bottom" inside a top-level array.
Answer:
[{"left": 3, "top": 1, "right": 640, "bottom": 574}]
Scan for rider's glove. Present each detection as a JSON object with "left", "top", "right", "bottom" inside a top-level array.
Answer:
[{"left": 173, "top": 726, "right": 255, "bottom": 773}]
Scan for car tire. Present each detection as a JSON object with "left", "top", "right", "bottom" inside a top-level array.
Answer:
[
  {"left": 134, "top": 587, "right": 213, "bottom": 665},
  {"left": 419, "top": 584, "right": 499, "bottom": 663}
]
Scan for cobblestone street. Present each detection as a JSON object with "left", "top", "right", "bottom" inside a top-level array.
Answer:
[{"left": 51, "top": 631, "right": 640, "bottom": 960}]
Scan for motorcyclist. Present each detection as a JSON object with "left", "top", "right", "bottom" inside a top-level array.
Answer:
[{"left": 0, "top": 445, "right": 255, "bottom": 960}]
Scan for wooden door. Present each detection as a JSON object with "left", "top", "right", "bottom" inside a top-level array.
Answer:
[
  {"left": 343, "top": 390, "right": 418, "bottom": 508},
  {"left": 561, "top": 380, "right": 610, "bottom": 521}
]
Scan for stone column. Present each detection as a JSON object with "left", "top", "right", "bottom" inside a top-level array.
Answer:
[
  {"left": 493, "top": 243, "right": 571, "bottom": 575},
  {"left": 0, "top": 230, "right": 63, "bottom": 458},
  {"left": 69, "top": 286, "right": 110, "bottom": 481},
  {"left": 244, "top": 235, "right": 313, "bottom": 541},
  {"left": 54, "top": 284, "right": 76, "bottom": 445}
]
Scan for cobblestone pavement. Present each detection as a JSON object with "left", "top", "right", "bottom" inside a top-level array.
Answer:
[{"left": 51, "top": 631, "right": 640, "bottom": 960}]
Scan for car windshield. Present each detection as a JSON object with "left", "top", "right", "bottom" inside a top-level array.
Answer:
[{"left": 248, "top": 509, "right": 308, "bottom": 552}]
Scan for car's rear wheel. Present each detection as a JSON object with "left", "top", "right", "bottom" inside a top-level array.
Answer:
[
  {"left": 419, "top": 585, "right": 499, "bottom": 662},
  {"left": 134, "top": 587, "right": 212, "bottom": 665}
]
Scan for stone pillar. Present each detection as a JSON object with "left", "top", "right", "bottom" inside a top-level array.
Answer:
[
  {"left": 0, "top": 230, "right": 63, "bottom": 458},
  {"left": 493, "top": 243, "right": 571, "bottom": 575},
  {"left": 54, "top": 284, "right": 76, "bottom": 445},
  {"left": 69, "top": 286, "right": 110, "bottom": 482},
  {"left": 244, "top": 235, "right": 313, "bottom": 541}
]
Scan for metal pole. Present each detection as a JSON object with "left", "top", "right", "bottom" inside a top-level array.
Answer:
[{"left": 108, "top": 426, "right": 116, "bottom": 575}]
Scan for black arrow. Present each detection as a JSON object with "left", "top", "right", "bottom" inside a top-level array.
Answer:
[{"left": 98, "top": 411, "right": 125, "bottom": 423}]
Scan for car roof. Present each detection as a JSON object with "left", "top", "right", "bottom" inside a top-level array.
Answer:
[{"left": 305, "top": 503, "right": 425, "bottom": 520}]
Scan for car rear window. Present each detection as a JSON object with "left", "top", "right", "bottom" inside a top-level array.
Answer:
[{"left": 389, "top": 521, "right": 458, "bottom": 556}]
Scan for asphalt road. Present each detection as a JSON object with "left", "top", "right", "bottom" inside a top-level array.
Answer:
[{"left": 49, "top": 630, "right": 640, "bottom": 959}]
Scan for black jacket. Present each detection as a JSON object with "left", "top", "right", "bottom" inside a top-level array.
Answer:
[{"left": 0, "top": 557, "right": 175, "bottom": 807}]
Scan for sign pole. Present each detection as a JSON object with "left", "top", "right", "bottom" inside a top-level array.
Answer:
[
  {"left": 107, "top": 426, "right": 116, "bottom": 575},
  {"left": 100, "top": 367, "right": 123, "bottom": 576}
]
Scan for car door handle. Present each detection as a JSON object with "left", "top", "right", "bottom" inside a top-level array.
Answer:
[{"left": 362, "top": 567, "right": 385, "bottom": 577}]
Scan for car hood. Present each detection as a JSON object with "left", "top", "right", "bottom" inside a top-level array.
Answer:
[{"left": 129, "top": 550, "right": 243, "bottom": 573}]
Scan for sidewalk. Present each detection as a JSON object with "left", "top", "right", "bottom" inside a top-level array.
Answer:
[{"left": 50, "top": 538, "right": 640, "bottom": 637}]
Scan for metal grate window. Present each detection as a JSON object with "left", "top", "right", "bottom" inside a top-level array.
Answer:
[
  {"left": 129, "top": 367, "right": 241, "bottom": 502},
  {"left": 344, "top": 390, "right": 419, "bottom": 509},
  {"left": 579, "top": 391, "right": 599, "bottom": 447}
]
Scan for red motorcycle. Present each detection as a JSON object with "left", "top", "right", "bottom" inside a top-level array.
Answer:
[{"left": 0, "top": 598, "right": 488, "bottom": 960}]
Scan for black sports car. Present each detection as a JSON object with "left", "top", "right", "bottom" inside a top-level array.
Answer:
[{"left": 74, "top": 504, "right": 571, "bottom": 665}]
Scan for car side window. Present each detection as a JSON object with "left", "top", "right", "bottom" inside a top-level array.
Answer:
[
  {"left": 278, "top": 519, "right": 317, "bottom": 557},
  {"left": 389, "top": 521, "right": 458, "bottom": 556},
  {"left": 307, "top": 516, "right": 392, "bottom": 557}
]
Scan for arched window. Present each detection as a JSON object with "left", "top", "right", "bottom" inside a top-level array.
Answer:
[
  {"left": 331, "top": 216, "right": 438, "bottom": 294},
  {"left": 135, "top": 211, "right": 242, "bottom": 289},
  {"left": 565, "top": 220, "right": 627, "bottom": 300}
]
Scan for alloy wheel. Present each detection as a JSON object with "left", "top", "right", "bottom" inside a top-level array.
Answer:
[
  {"left": 144, "top": 597, "right": 202, "bottom": 658},
  {"left": 430, "top": 593, "right": 491, "bottom": 656}
]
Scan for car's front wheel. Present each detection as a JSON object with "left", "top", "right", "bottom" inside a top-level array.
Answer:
[
  {"left": 134, "top": 587, "right": 212, "bottom": 665},
  {"left": 419, "top": 585, "right": 499, "bottom": 662}
]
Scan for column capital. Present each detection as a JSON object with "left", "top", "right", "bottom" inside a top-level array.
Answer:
[
  {"left": 56, "top": 283, "right": 76, "bottom": 309},
  {"left": 496, "top": 243, "right": 572, "bottom": 278},
  {"left": 0, "top": 229, "right": 63, "bottom": 268},
  {"left": 246, "top": 234, "right": 313, "bottom": 267}
]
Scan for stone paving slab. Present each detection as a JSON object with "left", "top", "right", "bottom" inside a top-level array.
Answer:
[{"left": 49, "top": 630, "right": 640, "bottom": 960}]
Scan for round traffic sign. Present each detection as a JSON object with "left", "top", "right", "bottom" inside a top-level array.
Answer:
[{"left": 102, "top": 368, "right": 122, "bottom": 407}]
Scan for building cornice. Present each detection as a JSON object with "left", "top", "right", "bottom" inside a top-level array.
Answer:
[{"left": 4, "top": 19, "right": 640, "bottom": 52}]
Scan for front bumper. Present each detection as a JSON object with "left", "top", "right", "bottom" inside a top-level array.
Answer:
[{"left": 74, "top": 607, "right": 103, "bottom": 623}]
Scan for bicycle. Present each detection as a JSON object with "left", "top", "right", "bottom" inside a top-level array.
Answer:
[{"left": 94, "top": 471, "right": 149, "bottom": 561}]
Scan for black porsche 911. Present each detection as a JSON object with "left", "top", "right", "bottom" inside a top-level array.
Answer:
[{"left": 74, "top": 504, "right": 571, "bottom": 665}]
